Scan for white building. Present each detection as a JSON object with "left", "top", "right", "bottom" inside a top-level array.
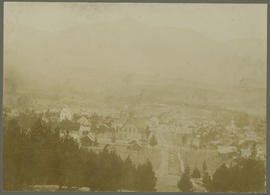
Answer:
[
  {"left": 77, "top": 116, "right": 91, "bottom": 135},
  {"left": 148, "top": 117, "right": 159, "bottom": 129},
  {"left": 226, "top": 120, "right": 238, "bottom": 134},
  {"left": 245, "top": 129, "right": 257, "bottom": 141},
  {"left": 240, "top": 148, "right": 251, "bottom": 158},
  {"left": 217, "top": 146, "right": 237, "bottom": 155},
  {"left": 60, "top": 107, "right": 73, "bottom": 121},
  {"left": 78, "top": 116, "right": 89, "bottom": 126},
  {"left": 79, "top": 125, "right": 91, "bottom": 134},
  {"left": 8, "top": 109, "right": 19, "bottom": 117}
]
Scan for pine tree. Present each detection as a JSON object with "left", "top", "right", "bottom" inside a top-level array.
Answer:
[
  {"left": 149, "top": 134, "right": 158, "bottom": 146},
  {"left": 202, "top": 171, "right": 211, "bottom": 191},
  {"left": 135, "top": 160, "right": 157, "bottom": 192},
  {"left": 178, "top": 165, "right": 193, "bottom": 192},
  {"left": 202, "top": 160, "right": 207, "bottom": 172},
  {"left": 145, "top": 126, "right": 151, "bottom": 138},
  {"left": 210, "top": 163, "right": 230, "bottom": 192},
  {"left": 191, "top": 167, "right": 201, "bottom": 178},
  {"left": 94, "top": 137, "right": 99, "bottom": 146},
  {"left": 123, "top": 156, "right": 136, "bottom": 190}
]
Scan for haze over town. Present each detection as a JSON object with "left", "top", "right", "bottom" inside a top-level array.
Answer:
[{"left": 3, "top": 3, "right": 267, "bottom": 192}]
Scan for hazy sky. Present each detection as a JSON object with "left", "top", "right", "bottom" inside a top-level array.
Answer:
[
  {"left": 3, "top": 2, "right": 267, "bottom": 115},
  {"left": 3, "top": 2, "right": 267, "bottom": 90},
  {"left": 5, "top": 2, "right": 267, "bottom": 42}
]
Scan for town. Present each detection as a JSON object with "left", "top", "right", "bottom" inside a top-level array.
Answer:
[
  {"left": 3, "top": 99, "right": 266, "bottom": 192},
  {"left": 3, "top": 2, "right": 267, "bottom": 192}
]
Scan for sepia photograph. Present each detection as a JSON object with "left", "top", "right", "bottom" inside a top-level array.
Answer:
[{"left": 2, "top": 2, "right": 267, "bottom": 192}]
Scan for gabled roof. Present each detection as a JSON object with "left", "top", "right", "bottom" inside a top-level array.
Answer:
[
  {"left": 120, "top": 117, "right": 147, "bottom": 132},
  {"left": 81, "top": 135, "right": 95, "bottom": 143},
  {"left": 87, "top": 133, "right": 96, "bottom": 142},
  {"left": 217, "top": 146, "right": 236, "bottom": 154},
  {"left": 79, "top": 125, "right": 90, "bottom": 132},
  {"left": 78, "top": 116, "right": 89, "bottom": 125}
]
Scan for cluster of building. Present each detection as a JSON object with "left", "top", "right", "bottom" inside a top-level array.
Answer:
[{"left": 3, "top": 102, "right": 266, "bottom": 162}]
